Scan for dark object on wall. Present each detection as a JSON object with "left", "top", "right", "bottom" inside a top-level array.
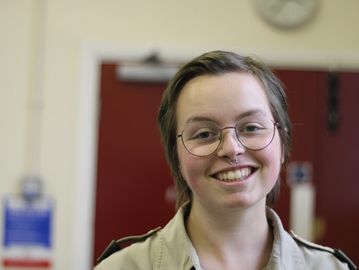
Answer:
[{"left": 328, "top": 72, "right": 340, "bottom": 133}]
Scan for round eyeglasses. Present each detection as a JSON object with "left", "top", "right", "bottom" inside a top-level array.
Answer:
[{"left": 177, "top": 117, "right": 280, "bottom": 157}]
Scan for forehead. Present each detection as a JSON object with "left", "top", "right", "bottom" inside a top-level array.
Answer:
[{"left": 176, "top": 72, "right": 272, "bottom": 127}]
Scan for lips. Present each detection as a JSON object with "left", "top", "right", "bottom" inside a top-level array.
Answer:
[{"left": 213, "top": 167, "right": 255, "bottom": 182}]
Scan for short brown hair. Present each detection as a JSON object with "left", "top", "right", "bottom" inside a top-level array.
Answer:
[{"left": 157, "top": 50, "right": 292, "bottom": 209}]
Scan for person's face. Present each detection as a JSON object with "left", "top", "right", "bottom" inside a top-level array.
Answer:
[{"left": 176, "top": 72, "right": 282, "bottom": 211}]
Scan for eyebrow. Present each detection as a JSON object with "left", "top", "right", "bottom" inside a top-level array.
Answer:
[{"left": 184, "top": 109, "right": 269, "bottom": 125}]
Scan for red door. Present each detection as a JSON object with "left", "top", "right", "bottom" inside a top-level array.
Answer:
[
  {"left": 93, "top": 63, "right": 175, "bottom": 264},
  {"left": 314, "top": 72, "right": 359, "bottom": 262}
]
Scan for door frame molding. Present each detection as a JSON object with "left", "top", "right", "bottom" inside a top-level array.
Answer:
[
  {"left": 74, "top": 43, "right": 359, "bottom": 270},
  {"left": 74, "top": 44, "right": 173, "bottom": 270}
]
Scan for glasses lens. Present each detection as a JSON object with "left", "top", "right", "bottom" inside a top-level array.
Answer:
[
  {"left": 235, "top": 117, "right": 275, "bottom": 150},
  {"left": 181, "top": 124, "right": 221, "bottom": 156}
]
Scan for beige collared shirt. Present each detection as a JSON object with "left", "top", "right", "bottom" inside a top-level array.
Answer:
[{"left": 95, "top": 204, "right": 353, "bottom": 270}]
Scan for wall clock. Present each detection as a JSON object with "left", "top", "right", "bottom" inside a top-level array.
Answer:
[{"left": 255, "top": 0, "right": 319, "bottom": 29}]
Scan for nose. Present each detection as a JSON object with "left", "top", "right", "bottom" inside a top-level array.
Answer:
[{"left": 216, "top": 128, "right": 245, "bottom": 160}]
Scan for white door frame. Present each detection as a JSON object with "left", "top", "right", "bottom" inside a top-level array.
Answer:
[{"left": 73, "top": 44, "right": 192, "bottom": 270}]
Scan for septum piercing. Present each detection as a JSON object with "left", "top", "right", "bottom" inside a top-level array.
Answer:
[{"left": 228, "top": 156, "right": 239, "bottom": 165}]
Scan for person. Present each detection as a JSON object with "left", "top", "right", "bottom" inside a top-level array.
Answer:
[{"left": 94, "top": 51, "right": 357, "bottom": 270}]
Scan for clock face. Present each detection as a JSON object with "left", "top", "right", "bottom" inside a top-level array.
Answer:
[{"left": 255, "top": 0, "right": 319, "bottom": 29}]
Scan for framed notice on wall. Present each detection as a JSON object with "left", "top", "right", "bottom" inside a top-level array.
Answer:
[{"left": 1, "top": 195, "right": 54, "bottom": 268}]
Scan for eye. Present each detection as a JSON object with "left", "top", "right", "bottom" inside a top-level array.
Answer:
[
  {"left": 190, "top": 128, "right": 219, "bottom": 142},
  {"left": 243, "top": 124, "right": 263, "bottom": 132},
  {"left": 237, "top": 123, "right": 265, "bottom": 135}
]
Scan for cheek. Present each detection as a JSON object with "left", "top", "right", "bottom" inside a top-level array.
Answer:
[
  {"left": 177, "top": 145, "right": 205, "bottom": 190},
  {"left": 261, "top": 137, "right": 282, "bottom": 181}
]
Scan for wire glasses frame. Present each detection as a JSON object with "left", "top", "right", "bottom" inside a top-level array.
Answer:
[{"left": 177, "top": 120, "right": 281, "bottom": 157}]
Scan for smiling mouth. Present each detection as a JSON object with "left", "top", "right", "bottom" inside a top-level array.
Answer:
[{"left": 214, "top": 167, "right": 255, "bottom": 182}]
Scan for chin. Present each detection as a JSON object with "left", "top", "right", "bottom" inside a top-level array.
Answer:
[{"left": 221, "top": 195, "right": 266, "bottom": 210}]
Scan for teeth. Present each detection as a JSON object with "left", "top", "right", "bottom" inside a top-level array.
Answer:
[{"left": 217, "top": 168, "right": 251, "bottom": 181}]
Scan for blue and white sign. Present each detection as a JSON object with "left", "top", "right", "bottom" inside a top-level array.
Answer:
[
  {"left": 286, "top": 161, "right": 313, "bottom": 187},
  {"left": 2, "top": 195, "right": 54, "bottom": 268}
]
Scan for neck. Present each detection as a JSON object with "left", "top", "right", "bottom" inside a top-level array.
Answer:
[{"left": 186, "top": 200, "right": 273, "bottom": 270}]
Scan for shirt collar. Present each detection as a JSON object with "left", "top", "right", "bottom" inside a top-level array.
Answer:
[
  {"left": 157, "top": 204, "right": 306, "bottom": 270},
  {"left": 265, "top": 207, "right": 306, "bottom": 269},
  {"left": 156, "top": 202, "right": 196, "bottom": 270}
]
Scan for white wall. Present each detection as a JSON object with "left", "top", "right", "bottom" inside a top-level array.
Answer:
[{"left": 1, "top": 0, "right": 359, "bottom": 269}]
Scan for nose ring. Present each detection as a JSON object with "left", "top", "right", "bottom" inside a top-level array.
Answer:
[{"left": 228, "top": 156, "right": 239, "bottom": 165}]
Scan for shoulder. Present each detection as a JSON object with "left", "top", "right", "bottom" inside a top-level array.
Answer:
[
  {"left": 94, "top": 203, "right": 191, "bottom": 270},
  {"left": 94, "top": 227, "right": 161, "bottom": 270},
  {"left": 94, "top": 203, "right": 195, "bottom": 270},
  {"left": 266, "top": 207, "right": 357, "bottom": 270},
  {"left": 290, "top": 231, "right": 357, "bottom": 270}
]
